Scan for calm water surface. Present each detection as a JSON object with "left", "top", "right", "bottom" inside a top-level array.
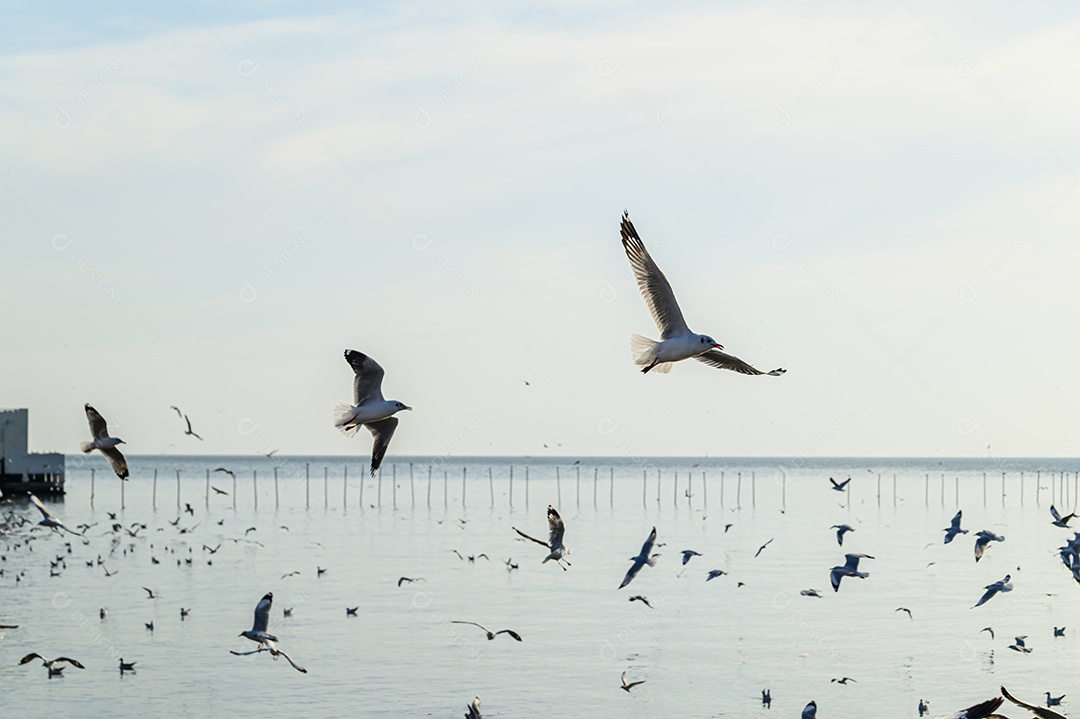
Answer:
[{"left": 2, "top": 455, "right": 1077, "bottom": 717}]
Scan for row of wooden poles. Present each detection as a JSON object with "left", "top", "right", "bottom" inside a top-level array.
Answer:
[{"left": 86, "top": 465, "right": 1080, "bottom": 513}]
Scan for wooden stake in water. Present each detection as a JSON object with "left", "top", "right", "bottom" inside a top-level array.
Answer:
[
  {"left": 892, "top": 473, "right": 896, "bottom": 506},
  {"left": 176, "top": 469, "right": 181, "bottom": 509},
  {"left": 641, "top": 469, "right": 647, "bottom": 507},
  {"left": 509, "top": 465, "right": 514, "bottom": 508},
  {"left": 120, "top": 473, "right": 125, "bottom": 509},
  {"left": 609, "top": 467, "right": 614, "bottom": 508},
  {"left": 489, "top": 467, "right": 494, "bottom": 508},
  {"left": 231, "top": 469, "right": 235, "bottom": 510},
  {"left": 1020, "top": 471, "right": 1024, "bottom": 507},
  {"left": 779, "top": 470, "right": 784, "bottom": 511},
  {"left": 377, "top": 467, "right": 382, "bottom": 507},
  {"left": 205, "top": 468, "right": 210, "bottom": 507},
  {"left": 274, "top": 468, "right": 279, "bottom": 508},
  {"left": 656, "top": 469, "right": 661, "bottom": 505},
  {"left": 751, "top": 471, "right": 756, "bottom": 508},
  {"left": 90, "top": 468, "right": 96, "bottom": 505},
  {"left": 593, "top": 467, "right": 598, "bottom": 507},
  {"left": 982, "top": 472, "right": 986, "bottom": 506},
  {"left": 736, "top": 472, "right": 742, "bottom": 509},
  {"left": 673, "top": 471, "right": 678, "bottom": 507},
  {"left": 703, "top": 470, "right": 708, "bottom": 508},
  {"left": 940, "top": 473, "right": 944, "bottom": 506},
  {"left": 1001, "top": 472, "right": 1006, "bottom": 505},
  {"left": 427, "top": 466, "right": 432, "bottom": 509},
  {"left": 343, "top": 465, "right": 348, "bottom": 507},
  {"left": 576, "top": 465, "right": 580, "bottom": 507},
  {"left": 556, "top": 466, "right": 562, "bottom": 506},
  {"left": 876, "top": 473, "right": 881, "bottom": 506},
  {"left": 359, "top": 466, "right": 365, "bottom": 509},
  {"left": 525, "top": 466, "right": 529, "bottom": 507},
  {"left": 253, "top": 470, "right": 258, "bottom": 510},
  {"left": 443, "top": 470, "right": 448, "bottom": 509},
  {"left": 461, "top": 467, "right": 466, "bottom": 508},
  {"left": 391, "top": 465, "right": 396, "bottom": 509},
  {"left": 409, "top": 463, "right": 414, "bottom": 508},
  {"left": 324, "top": 466, "right": 329, "bottom": 509},
  {"left": 153, "top": 468, "right": 159, "bottom": 509},
  {"left": 954, "top": 476, "right": 959, "bottom": 506},
  {"left": 306, "top": 463, "right": 310, "bottom": 509},
  {"left": 1036, "top": 470, "right": 1041, "bottom": 504},
  {"left": 720, "top": 471, "right": 725, "bottom": 508}
]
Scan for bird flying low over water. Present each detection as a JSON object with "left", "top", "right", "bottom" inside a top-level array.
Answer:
[
  {"left": 334, "top": 350, "right": 411, "bottom": 476},
  {"left": 974, "top": 530, "right": 1005, "bottom": 562},
  {"left": 27, "top": 494, "right": 82, "bottom": 536},
  {"left": 230, "top": 592, "right": 306, "bottom": 673},
  {"left": 802, "top": 701, "right": 817, "bottom": 719},
  {"left": 19, "top": 653, "right": 85, "bottom": 677},
  {"left": 1050, "top": 505, "right": 1076, "bottom": 528},
  {"left": 465, "top": 696, "right": 482, "bottom": 719},
  {"left": 832, "top": 524, "right": 854, "bottom": 546},
  {"left": 928, "top": 696, "right": 1005, "bottom": 719},
  {"left": 830, "top": 553, "right": 873, "bottom": 592},
  {"left": 620, "top": 671, "right": 646, "bottom": 692},
  {"left": 619, "top": 527, "right": 658, "bottom": 589},
  {"left": 944, "top": 511, "right": 968, "bottom": 544},
  {"left": 450, "top": 621, "right": 522, "bottom": 642},
  {"left": 1002, "top": 685, "right": 1067, "bottom": 718},
  {"left": 512, "top": 505, "right": 570, "bottom": 570},
  {"left": 681, "top": 549, "right": 702, "bottom": 565},
  {"left": 829, "top": 477, "right": 850, "bottom": 492},
  {"left": 972, "top": 574, "right": 1012, "bottom": 608},
  {"left": 81, "top": 404, "right": 128, "bottom": 479},
  {"left": 618, "top": 212, "right": 785, "bottom": 376}
]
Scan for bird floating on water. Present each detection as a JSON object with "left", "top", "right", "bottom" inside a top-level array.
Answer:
[{"left": 618, "top": 212, "right": 785, "bottom": 376}]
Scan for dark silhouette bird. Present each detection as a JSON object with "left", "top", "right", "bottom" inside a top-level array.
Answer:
[
  {"left": 619, "top": 527, "right": 657, "bottom": 589},
  {"left": 450, "top": 621, "right": 522, "bottom": 641},
  {"left": 620, "top": 671, "right": 645, "bottom": 692},
  {"left": 512, "top": 505, "right": 570, "bottom": 570}
]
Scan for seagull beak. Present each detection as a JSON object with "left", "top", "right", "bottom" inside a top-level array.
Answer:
[
  {"left": 403, "top": 406, "right": 413, "bottom": 411},
  {"left": 713, "top": 343, "right": 724, "bottom": 350}
]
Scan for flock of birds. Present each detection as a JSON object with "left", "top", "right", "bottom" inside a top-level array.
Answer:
[{"left": 2, "top": 215, "right": 1073, "bottom": 716}]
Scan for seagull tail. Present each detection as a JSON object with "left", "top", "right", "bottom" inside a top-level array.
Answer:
[
  {"left": 333, "top": 403, "right": 362, "bottom": 437},
  {"left": 630, "top": 334, "right": 673, "bottom": 374},
  {"left": 79, "top": 441, "right": 95, "bottom": 453}
]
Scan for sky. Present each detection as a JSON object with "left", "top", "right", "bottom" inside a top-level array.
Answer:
[{"left": 2, "top": 1, "right": 1080, "bottom": 460}]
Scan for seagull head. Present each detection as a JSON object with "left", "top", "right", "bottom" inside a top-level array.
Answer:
[
  {"left": 393, "top": 401, "right": 412, "bottom": 412},
  {"left": 698, "top": 335, "right": 723, "bottom": 351}
]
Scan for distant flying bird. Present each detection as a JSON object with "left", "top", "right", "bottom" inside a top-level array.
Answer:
[
  {"left": 512, "top": 505, "right": 570, "bottom": 570},
  {"left": 398, "top": 577, "right": 425, "bottom": 587},
  {"left": 80, "top": 404, "right": 128, "bottom": 479},
  {"left": 465, "top": 696, "right": 482, "bottom": 719},
  {"left": 829, "top": 477, "right": 851, "bottom": 492},
  {"left": 944, "top": 511, "right": 968, "bottom": 544},
  {"left": 832, "top": 677, "right": 856, "bottom": 684},
  {"left": 762, "top": 689, "right": 772, "bottom": 708},
  {"left": 830, "top": 553, "right": 873, "bottom": 592},
  {"left": 171, "top": 408, "right": 203, "bottom": 441},
  {"left": 896, "top": 607, "right": 913, "bottom": 620},
  {"left": 19, "top": 653, "right": 85, "bottom": 677},
  {"left": 681, "top": 549, "right": 702, "bottom": 565},
  {"left": 1002, "top": 685, "right": 1067, "bottom": 719},
  {"left": 754, "top": 538, "right": 774, "bottom": 558},
  {"left": 231, "top": 592, "right": 306, "bottom": 673},
  {"left": 628, "top": 595, "right": 653, "bottom": 608},
  {"left": 209, "top": 485, "right": 229, "bottom": 495},
  {"left": 620, "top": 671, "right": 646, "bottom": 692},
  {"left": 142, "top": 587, "right": 159, "bottom": 599},
  {"left": 980, "top": 627, "right": 995, "bottom": 640},
  {"left": 27, "top": 494, "right": 82, "bottom": 536},
  {"left": 972, "top": 574, "right": 1012, "bottom": 608},
  {"left": 334, "top": 349, "right": 412, "bottom": 476},
  {"left": 1008, "top": 636, "right": 1032, "bottom": 653},
  {"left": 974, "top": 530, "right": 1005, "bottom": 562},
  {"left": 618, "top": 212, "right": 785, "bottom": 376},
  {"left": 706, "top": 569, "right": 727, "bottom": 581},
  {"left": 801, "top": 589, "right": 823, "bottom": 598},
  {"left": 450, "top": 621, "right": 522, "bottom": 641},
  {"left": 832, "top": 524, "right": 855, "bottom": 546},
  {"left": 213, "top": 467, "right": 234, "bottom": 478},
  {"left": 619, "top": 527, "right": 658, "bottom": 589},
  {"left": 1050, "top": 505, "right": 1076, "bottom": 528}
]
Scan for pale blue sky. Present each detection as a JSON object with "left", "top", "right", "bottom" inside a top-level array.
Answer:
[{"left": 3, "top": 2, "right": 1080, "bottom": 459}]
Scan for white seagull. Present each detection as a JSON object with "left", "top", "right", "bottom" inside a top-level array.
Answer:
[
  {"left": 830, "top": 553, "right": 873, "bottom": 592},
  {"left": 1050, "top": 505, "right": 1076, "bottom": 528},
  {"left": 80, "top": 404, "right": 128, "bottom": 479},
  {"left": 465, "top": 695, "right": 482, "bottom": 719},
  {"left": 620, "top": 671, "right": 646, "bottom": 692},
  {"left": 231, "top": 592, "right": 307, "bottom": 673},
  {"left": 619, "top": 527, "right": 658, "bottom": 589},
  {"left": 944, "top": 510, "right": 968, "bottom": 544},
  {"left": 334, "top": 349, "right": 411, "bottom": 476},
  {"left": 512, "top": 505, "right": 570, "bottom": 569},
  {"left": 19, "top": 652, "right": 85, "bottom": 677},
  {"left": 28, "top": 494, "right": 82, "bottom": 536},
  {"left": 831, "top": 524, "right": 855, "bottom": 546},
  {"left": 619, "top": 212, "right": 785, "bottom": 376},
  {"left": 974, "top": 530, "right": 1005, "bottom": 562},
  {"left": 972, "top": 574, "right": 1012, "bottom": 608},
  {"left": 450, "top": 621, "right": 522, "bottom": 642},
  {"left": 1008, "top": 635, "right": 1032, "bottom": 653}
]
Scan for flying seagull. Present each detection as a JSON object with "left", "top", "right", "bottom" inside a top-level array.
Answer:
[
  {"left": 681, "top": 549, "right": 702, "bottom": 565},
  {"left": 830, "top": 553, "right": 873, "bottom": 592},
  {"left": 980, "top": 627, "right": 995, "bottom": 640},
  {"left": 80, "top": 404, "right": 128, "bottom": 479},
  {"left": 19, "top": 653, "right": 85, "bottom": 676},
  {"left": 928, "top": 696, "right": 1006, "bottom": 719},
  {"left": 465, "top": 695, "right": 482, "bottom": 719},
  {"left": 450, "top": 621, "right": 522, "bottom": 641},
  {"left": 334, "top": 349, "right": 411, "bottom": 476},
  {"left": 213, "top": 466, "right": 235, "bottom": 479},
  {"left": 944, "top": 511, "right": 968, "bottom": 544},
  {"left": 231, "top": 592, "right": 307, "bottom": 673},
  {"left": 829, "top": 477, "right": 851, "bottom": 492},
  {"left": 619, "top": 527, "right": 658, "bottom": 589},
  {"left": 972, "top": 574, "right": 1012, "bottom": 608},
  {"left": 27, "top": 494, "right": 82, "bottom": 536},
  {"left": 512, "top": 505, "right": 570, "bottom": 570},
  {"left": 831, "top": 524, "right": 855, "bottom": 546},
  {"left": 398, "top": 577, "right": 425, "bottom": 587},
  {"left": 974, "top": 530, "right": 1005, "bottom": 562},
  {"left": 620, "top": 671, "right": 646, "bottom": 692},
  {"left": 171, "top": 408, "right": 203, "bottom": 441},
  {"left": 618, "top": 212, "right": 785, "bottom": 376},
  {"left": 801, "top": 589, "right": 823, "bottom": 598},
  {"left": 896, "top": 607, "right": 913, "bottom": 620},
  {"left": 1002, "top": 685, "right": 1067, "bottom": 719},
  {"left": 1050, "top": 505, "right": 1076, "bottom": 528},
  {"left": 802, "top": 702, "right": 817, "bottom": 719},
  {"left": 706, "top": 569, "right": 728, "bottom": 581},
  {"left": 755, "top": 538, "right": 774, "bottom": 558},
  {"left": 1008, "top": 635, "right": 1032, "bottom": 653},
  {"left": 628, "top": 595, "right": 653, "bottom": 608},
  {"left": 832, "top": 677, "right": 856, "bottom": 684}
]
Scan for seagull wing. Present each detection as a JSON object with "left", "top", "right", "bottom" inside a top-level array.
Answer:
[
  {"left": 450, "top": 620, "right": 488, "bottom": 633},
  {"left": 28, "top": 494, "right": 57, "bottom": 522},
  {"left": 620, "top": 558, "right": 646, "bottom": 589},
  {"left": 100, "top": 445, "right": 129, "bottom": 479},
  {"left": 638, "top": 527, "right": 658, "bottom": 558},
  {"left": 18, "top": 652, "right": 44, "bottom": 665},
  {"left": 365, "top": 417, "right": 398, "bottom": 477},
  {"left": 269, "top": 644, "right": 307, "bottom": 673},
  {"left": 495, "top": 629, "right": 522, "bottom": 641},
  {"left": 54, "top": 657, "right": 84, "bottom": 669},
  {"left": 693, "top": 349, "right": 785, "bottom": 376},
  {"left": 547, "top": 506, "right": 565, "bottom": 548},
  {"left": 1051, "top": 505, "right": 1063, "bottom": 522},
  {"left": 929, "top": 698, "right": 1006, "bottom": 719},
  {"left": 85, "top": 404, "right": 110, "bottom": 440},
  {"left": 1001, "top": 686, "right": 1067, "bottom": 719},
  {"left": 252, "top": 592, "right": 273, "bottom": 634},
  {"left": 344, "top": 350, "right": 386, "bottom": 406},
  {"left": 620, "top": 212, "right": 690, "bottom": 340},
  {"left": 512, "top": 526, "right": 550, "bottom": 548}
]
